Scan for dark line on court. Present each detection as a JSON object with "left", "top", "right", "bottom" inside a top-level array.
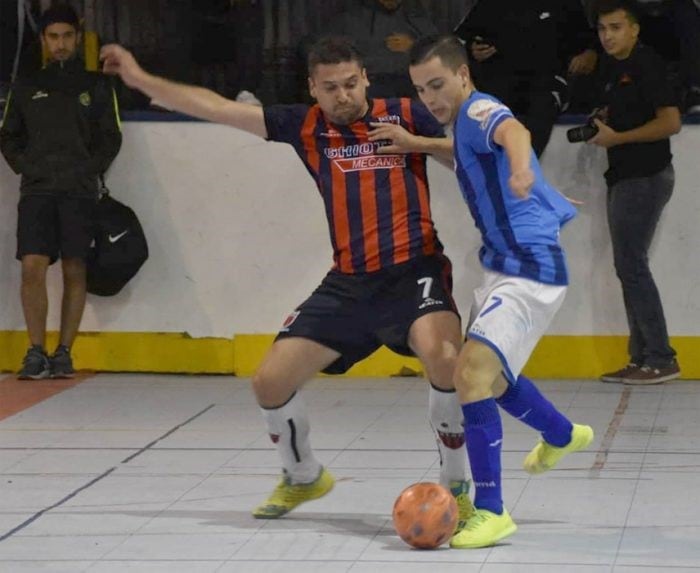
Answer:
[
  {"left": 0, "top": 404, "right": 216, "bottom": 542},
  {"left": 121, "top": 404, "right": 215, "bottom": 464},
  {"left": 590, "top": 387, "right": 631, "bottom": 474},
  {"left": 0, "top": 467, "right": 116, "bottom": 542}
]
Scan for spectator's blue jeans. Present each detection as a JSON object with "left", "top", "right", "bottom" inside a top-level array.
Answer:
[{"left": 607, "top": 164, "right": 676, "bottom": 367}]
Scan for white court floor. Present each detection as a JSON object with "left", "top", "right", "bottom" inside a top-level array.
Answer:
[{"left": 0, "top": 374, "right": 699, "bottom": 572}]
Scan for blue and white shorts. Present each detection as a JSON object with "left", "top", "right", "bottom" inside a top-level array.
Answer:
[{"left": 466, "top": 270, "right": 566, "bottom": 384}]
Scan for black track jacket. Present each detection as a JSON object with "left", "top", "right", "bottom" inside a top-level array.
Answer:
[{"left": 0, "top": 58, "right": 122, "bottom": 196}]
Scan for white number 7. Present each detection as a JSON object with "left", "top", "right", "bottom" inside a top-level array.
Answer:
[{"left": 417, "top": 277, "right": 433, "bottom": 299}]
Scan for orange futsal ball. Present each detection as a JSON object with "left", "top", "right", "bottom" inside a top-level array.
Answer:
[{"left": 392, "top": 482, "right": 458, "bottom": 549}]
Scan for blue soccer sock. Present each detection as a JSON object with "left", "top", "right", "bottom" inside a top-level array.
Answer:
[
  {"left": 496, "top": 375, "right": 573, "bottom": 447},
  {"left": 462, "top": 398, "right": 503, "bottom": 515}
]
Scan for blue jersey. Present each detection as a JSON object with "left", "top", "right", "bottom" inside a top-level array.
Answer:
[{"left": 453, "top": 92, "right": 576, "bottom": 285}]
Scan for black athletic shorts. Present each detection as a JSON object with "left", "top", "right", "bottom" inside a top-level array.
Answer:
[
  {"left": 275, "top": 254, "right": 460, "bottom": 374},
  {"left": 16, "top": 195, "right": 97, "bottom": 264}
]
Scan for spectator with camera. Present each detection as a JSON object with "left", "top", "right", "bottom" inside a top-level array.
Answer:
[{"left": 586, "top": 0, "right": 681, "bottom": 384}]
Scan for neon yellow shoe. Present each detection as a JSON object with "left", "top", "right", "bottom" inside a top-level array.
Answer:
[
  {"left": 449, "top": 480, "right": 475, "bottom": 533},
  {"left": 252, "top": 467, "right": 335, "bottom": 519},
  {"left": 523, "top": 423, "right": 594, "bottom": 475},
  {"left": 450, "top": 508, "right": 517, "bottom": 549}
]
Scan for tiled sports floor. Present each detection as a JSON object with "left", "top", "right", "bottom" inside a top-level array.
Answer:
[{"left": 0, "top": 374, "right": 699, "bottom": 572}]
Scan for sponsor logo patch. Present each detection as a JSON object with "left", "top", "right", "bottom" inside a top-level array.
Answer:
[
  {"left": 418, "top": 297, "right": 444, "bottom": 310},
  {"left": 466, "top": 99, "right": 509, "bottom": 130},
  {"left": 374, "top": 114, "right": 401, "bottom": 125},
  {"left": 108, "top": 230, "right": 129, "bottom": 243},
  {"left": 335, "top": 154, "right": 406, "bottom": 173}
]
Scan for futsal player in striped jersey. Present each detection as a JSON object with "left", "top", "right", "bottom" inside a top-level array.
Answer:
[
  {"left": 398, "top": 36, "right": 595, "bottom": 548},
  {"left": 100, "top": 37, "right": 476, "bottom": 524}
]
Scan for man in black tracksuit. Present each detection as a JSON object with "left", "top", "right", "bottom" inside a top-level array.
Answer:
[{"left": 0, "top": 5, "right": 121, "bottom": 379}]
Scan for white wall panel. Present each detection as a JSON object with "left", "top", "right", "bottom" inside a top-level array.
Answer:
[{"left": 1, "top": 123, "right": 698, "bottom": 336}]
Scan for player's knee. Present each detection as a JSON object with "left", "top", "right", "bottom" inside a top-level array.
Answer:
[
  {"left": 454, "top": 351, "right": 492, "bottom": 390},
  {"left": 251, "top": 370, "right": 272, "bottom": 404},
  {"left": 62, "top": 260, "right": 86, "bottom": 284},
  {"left": 456, "top": 351, "right": 480, "bottom": 380},
  {"left": 251, "top": 369, "right": 290, "bottom": 408},
  {"left": 21, "top": 262, "right": 47, "bottom": 285},
  {"left": 418, "top": 339, "right": 459, "bottom": 373}
]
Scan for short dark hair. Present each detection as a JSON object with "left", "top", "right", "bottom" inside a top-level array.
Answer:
[
  {"left": 307, "top": 36, "right": 364, "bottom": 75},
  {"left": 593, "top": 0, "right": 641, "bottom": 24},
  {"left": 40, "top": 3, "right": 80, "bottom": 33},
  {"left": 409, "top": 35, "right": 469, "bottom": 71}
]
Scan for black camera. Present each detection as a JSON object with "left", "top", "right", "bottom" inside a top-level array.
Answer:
[{"left": 566, "top": 122, "right": 599, "bottom": 143}]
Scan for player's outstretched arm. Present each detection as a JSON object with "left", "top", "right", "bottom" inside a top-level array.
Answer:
[
  {"left": 100, "top": 44, "right": 267, "bottom": 138},
  {"left": 493, "top": 118, "right": 534, "bottom": 199}
]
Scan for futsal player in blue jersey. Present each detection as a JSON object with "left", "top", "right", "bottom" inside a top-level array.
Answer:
[{"left": 396, "top": 36, "right": 595, "bottom": 548}]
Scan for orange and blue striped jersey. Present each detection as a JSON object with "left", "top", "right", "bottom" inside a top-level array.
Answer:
[{"left": 264, "top": 98, "right": 445, "bottom": 274}]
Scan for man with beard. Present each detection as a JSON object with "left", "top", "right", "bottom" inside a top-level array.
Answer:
[
  {"left": 100, "top": 36, "right": 475, "bottom": 526},
  {"left": 0, "top": 4, "right": 121, "bottom": 379}
]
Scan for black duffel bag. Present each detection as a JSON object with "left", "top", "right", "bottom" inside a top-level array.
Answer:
[{"left": 87, "top": 182, "right": 148, "bottom": 296}]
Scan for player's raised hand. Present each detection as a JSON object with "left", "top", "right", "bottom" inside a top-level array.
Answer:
[
  {"left": 509, "top": 168, "right": 535, "bottom": 199},
  {"left": 100, "top": 44, "right": 145, "bottom": 89},
  {"left": 368, "top": 122, "right": 417, "bottom": 154}
]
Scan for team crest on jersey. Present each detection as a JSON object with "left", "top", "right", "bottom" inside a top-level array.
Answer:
[
  {"left": 280, "top": 310, "right": 300, "bottom": 332},
  {"left": 79, "top": 92, "right": 91, "bottom": 107},
  {"left": 467, "top": 99, "right": 508, "bottom": 130}
]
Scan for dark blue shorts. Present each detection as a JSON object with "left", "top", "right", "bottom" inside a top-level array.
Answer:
[{"left": 276, "top": 254, "right": 460, "bottom": 374}]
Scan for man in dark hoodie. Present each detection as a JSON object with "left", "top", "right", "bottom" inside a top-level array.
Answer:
[
  {"left": 0, "top": 4, "right": 122, "bottom": 379},
  {"left": 326, "top": 0, "right": 439, "bottom": 98},
  {"left": 455, "top": 0, "right": 597, "bottom": 156}
]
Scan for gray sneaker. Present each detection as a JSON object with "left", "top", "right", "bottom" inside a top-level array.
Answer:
[
  {"left": 50, "top": 346, "right": 75, "bottom": 379},
  {"left": 18, "top": 346, "right": 51, "bottom": 380}
]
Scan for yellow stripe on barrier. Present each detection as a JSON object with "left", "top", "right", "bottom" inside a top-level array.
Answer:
[
  {"left": 0, "top": 331, "right": 234, "bottom": 374},
  {"left": 0, "top": 332, "right": 698, "bottom": 379}
]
